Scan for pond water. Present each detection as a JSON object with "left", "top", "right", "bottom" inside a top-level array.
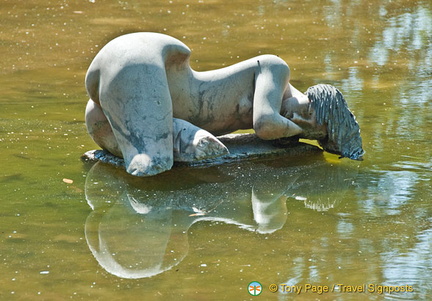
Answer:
[{"left": 1, "top": 0, "right": 431, "bottom": 300}]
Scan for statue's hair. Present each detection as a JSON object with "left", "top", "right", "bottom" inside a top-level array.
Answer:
[{"left": 306, "top": 84, "right": 364, "bottom": 160}]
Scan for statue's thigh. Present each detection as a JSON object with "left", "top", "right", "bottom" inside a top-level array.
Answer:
[{"left": 99, "top": 64, "right": 174, "bottom": 176}]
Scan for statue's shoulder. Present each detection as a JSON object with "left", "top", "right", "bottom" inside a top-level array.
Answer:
[{"left": 254, "top": 54, "right": 289, "bottom": 72}]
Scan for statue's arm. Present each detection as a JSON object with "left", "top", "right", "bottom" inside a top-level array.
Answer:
[{"left": 252, "top": 56, "right": 303, "bottom": 140}]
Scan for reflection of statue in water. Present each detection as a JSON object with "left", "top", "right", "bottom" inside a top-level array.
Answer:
[
  {"left": 84, "top": 156, "right": 359, "bottom": 279},
  {"left": 85, "top": 32, "right": 364, "bottom": 177}
]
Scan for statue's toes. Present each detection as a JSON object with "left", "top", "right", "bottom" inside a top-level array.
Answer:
[
  {"left": 193, "top": 131, "right": 229, "bottom": 160},
  {"left": 174, "top": 130, "right": 229, "bottom": 162}
]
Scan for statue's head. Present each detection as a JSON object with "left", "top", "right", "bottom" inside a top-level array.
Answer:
[{"left": 306, "top": 84, "right": 364, "bottom": 160}]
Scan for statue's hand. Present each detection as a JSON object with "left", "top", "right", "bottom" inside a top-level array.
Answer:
[{"left": 288, "top": 113, "right": 327, "bottom": 141}]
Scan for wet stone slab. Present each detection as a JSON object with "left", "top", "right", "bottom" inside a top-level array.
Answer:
[{"left": 81, "top": 133, "right": 322, "bottom": 169}]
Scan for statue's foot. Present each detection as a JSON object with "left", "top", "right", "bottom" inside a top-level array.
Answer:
[
  {"left": 173, "top": 119, "right": 229, "bottom": 162},
  {"left": 189, "top": 129, "right": 229, "bottom": 161}
]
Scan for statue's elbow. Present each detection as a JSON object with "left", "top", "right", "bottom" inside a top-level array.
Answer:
[{"left": 254, "top": 117, "right": 278, "bottom": 140}]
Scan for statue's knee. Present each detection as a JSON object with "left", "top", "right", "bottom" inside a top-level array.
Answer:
[
  {"left": 85, "top": 99, "right": 122, "bottom": 157},
  {"left": 126, "top": 154, "right": 173, "bottom": 177}
]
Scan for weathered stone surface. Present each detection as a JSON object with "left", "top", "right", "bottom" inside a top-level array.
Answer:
[
  {"left": 84, "top": 33, "right": 334, "bottom": 177},
  {"left": 81, "top": 133, "right": 322, "bottom": 169}
]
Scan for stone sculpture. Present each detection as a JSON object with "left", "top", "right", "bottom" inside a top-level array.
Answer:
[{"left": 85, "top": 32, "right": 364, "bottom": 176}]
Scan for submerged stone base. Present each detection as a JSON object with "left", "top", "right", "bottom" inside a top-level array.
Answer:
[{"left": 81, "top": 133, "right": 322, "bottom": 169}]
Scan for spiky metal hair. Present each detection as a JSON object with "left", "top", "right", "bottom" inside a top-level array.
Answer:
[{"left": 306, "top": 84, "right": 364, "bottom": 160}]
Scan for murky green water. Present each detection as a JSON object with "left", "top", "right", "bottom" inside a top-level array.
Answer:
[{"left": 1, "top": 0, "right": 431, "bottom": 300}]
